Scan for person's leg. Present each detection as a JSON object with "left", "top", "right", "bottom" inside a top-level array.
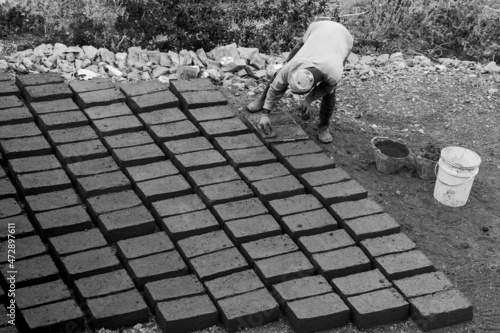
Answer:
[
  {"left": 317, "top": 87, "right": 336, "bottom": 143},
  {"left": 246, "top": 81, "right": 271, "bottom": 113}
]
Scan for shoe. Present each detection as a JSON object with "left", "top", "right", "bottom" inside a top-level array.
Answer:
[
  {"left": 246, "top": 97, "right": 265, "bottom": 113},
  {"left": 318, "top": 125, "right": 333, "bottom": 143}
]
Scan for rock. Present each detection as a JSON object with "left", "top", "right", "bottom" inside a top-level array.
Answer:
[
  {"left": 66, "top": 46, "right": 84, "bottom": 59},
  {"left": 376, "top": 54, "right": 390, "bottom": 65},
  {"left": 16, "top": 64, "right": 29, "bottom": 74},
  {"left": 33, "top": 64, "right": 48, "bottom": 73},
  {"left": 59, "top": 61, "right": 75, "bottom": 73},
  {"left": 390, "top": 52, "right": 404, "bottom": 61},
  {"left": 488, "top": 88, "right": 499, "bottom": 95},
  {"left": 221, "top": 59, "right": 247, "bottom": 72},
  {"left": 99, "top": 48, "right": 115, "bottom": 65},
  {"left": 206, "top": 59, "right": 221, "bottom": 70},
  {"left": 267, "top": 56, "right": 285, "bottom": 65},
  {"left": 347, "top": 52, "right": 359, "bottom": 65},
  {"left": 139, "top": 51, "right": 149, "bottom": 63},
  {"left": 254, "top": 69, "right": 267, "bottom": 78},
  {"left": 86, "top": 65, "right": 99, "bottom": 73},
  {"left": 250, "top": 53, "right": 266, "bottom": 69},
  {"left": 34, "top": 44, "right": 49, "bottom": 57},
  {"left": 116, "top": 52, "right": 127, "bottom": 69},
  {"left": 360, "top": 55, "right": 375, "bottom": 65},
  {"left": 141, "top": 71, "right": 151, "bottom": 80},
  {"left": 196, "top": 48, "right": 209, "bottom": 65},
  {"left": 158, "top": 75, "right": 170, "bottom": 84},
  {"left": 106, "top": 65, "right": 123, "bottom": 77},
  {"left": 17, "top": 49, "right": 34, "bottom": 58},
  {"left": 168, "top": 66, "right": 178, "bottom": 74},
  {"left": 435, "top": 64, "right": 447, "bottom": 72},
  {"left": 127, "top": 69, "right": 141, "bottom": 81},
  {"left": 266, "top": 63, "right": 283, "bottom": 79},
  {"left": 0, "top": 60, "right": 8, "bottom": 69},
  {"left": 414, "top": 55, "right": 432, "bottom": 66},
  {"left": 152, "top": 66, "right": 169, "bottom": 78},
  {"left": 204, "top": 68, "right": 221, "bottom": 81},
  {"left": 66, "top": 53, "right": 75, "bottom": 62},
  {"left": 22, "top": 58, "right": 35, "bottom": 70},
  {"left": 147, "top": 50, "right": 161, "bottom": 64},
  {"left": 238, "top": 47, "right": 259, "bottom": 61},
  {"left": 179, "top": 49, "right": 192, "bottom": 66},
  {"left": 42, "top": 60, "right": 54, "bottom": 69},
  {"left": 53, "top": 43, "right": 67, "bottom": 57},
  {"left": 220, "top": 57, "right": 234, "bottom": 66},
  {"left": 189, "top": 50, "right": 204, "bottom": 67},
  {"left": 160, "top": 52, "right": 173, "bottom": 67},
  {"left": 75, "top": 59, "right": 83, "bottom": 70},
  {"left": 83, "top": 45, "right": 98, "bottom": 60},
  {"left": 81, "top": 59, "right": 92, "bottom": 69},
  {"left": 177, "top": 65, "right": 199, "bottom": 78},
  {"left": 438, "top": 58, "right": 459, "bottom": 66},
  {"left": 207, "top": 43, "right": 240, "bottom": 62},
  {"left": 168, "top": 51, "right": 180, "bottom": 66},
  {"left": 281, "top": 51, "right": 291, "bottom": 60},
  {"left": 484, "top": 61, "right": 500, "bottom": 73},
  {"left": 238, "top": 69, "right": 248, "bottom": 77}
]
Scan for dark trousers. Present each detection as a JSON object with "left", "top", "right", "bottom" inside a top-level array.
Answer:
[{"left": 319, "top": 87, "right": 336, "bottom": 126}]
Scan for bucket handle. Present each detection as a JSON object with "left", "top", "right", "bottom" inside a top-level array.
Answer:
[{"left": 434, "top": 163, "right": 476, "bottom": 186}]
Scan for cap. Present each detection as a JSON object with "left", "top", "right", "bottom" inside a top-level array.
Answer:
[{"left": 289, "top": 69, "right": 314, "bottom": 94}]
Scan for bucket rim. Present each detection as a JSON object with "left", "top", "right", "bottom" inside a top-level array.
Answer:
[{"left": 440, "top": 146, "right": 481, "bottom": 169}]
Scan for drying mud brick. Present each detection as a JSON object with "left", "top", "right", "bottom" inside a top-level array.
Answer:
[
  {"left": 83, "top": 103, "right": 133, "bottom": 120},
  {"left": 169, "top": 78, "right": 217, "bottom": 96},
  {"left": 38, "top": 110, "right": 89, "bottom": 131},
  {"left": 346, "top": 288, "right": 409, "bottom": 329},
  {"left": 125, "top": 160, "right": 179, "bottom": 183},
  {"left": 225, "top": 146, "right": 277, "bottom": 168},
  {"left": 254, "top": 251, "right": 315, "bottom": 287},
  {"left": 282, "top": 209, "right": 338, "bottom": 240},
  {"left": 311, "top": 246, "right": 371, "bottom": 280},
  {"left": 331, "top": 269, "right": 392, "bottom": 299},
  {"left": 136, "top": 174, "right": 192, "bottom": 205},
  {"left": 138, "top": 108, "right": 187, "bottom": 125},
  {"left": 86, "top": 190, "right": 142, "bottom": 218},
  {"left": 149, "top": 120, "right": 200, "bottom": 142},
  {"left": 409, "top": 289, "right": 473, "bottom": 331},
  {"left": 189, "top": 247, "right": 248, "bottom": 281},
  {"left": 23, "top": 83, "right": 73, "bottom": 103},
  {"left": 283, "top": 153, "right": 336, "bottom": 174},
  {"left": 174, "top": 149, "right": 227, "bottom": 172},
  {"left": 161, "top": 209, "right": 219, "bottom": 241},
  {"left": 213, "top": 197, "right": 268, "bottom": 223},
  {"left": 49, "top": 229, "right": 107, "bottom": 257},
  {"left": 55, "top": 139, "right": 108, "bottom": 163},
  {"left": 126, "top": 250, "right": 188, "bottom": 288},
  {"left": 343, "top": 213, "right": 401, "bottom": 242},
  {"left": 224, "top": 214, "right": 282, "bottom": 244},
  {"left": 0, "top": 198, "right": 21, "bottom": 218},
  {"left": 112, "top": 143, "right": 165, "bottom": 167},
  {"left": 268, "top": 194, "right": 323, "bottom": 219},
  {"left": 163, "top": 136, "right": 213, "bottom": 156},
  {"left": 272, "top": 140, "right": 323, "bottom": 160},
  {"left": 25, "top": 188, "right": 80, "bottom": 214},
  {"left": 393, "top": 271, "right": 453, "bottom": 299},
  {"left": 241, "top": 234, "right": 299, "bottom": 265},
  {"left": 87, "top": 290, "right": 149, "bottom": 329},
  {"left": 178, "top": 90, "right": 228, "bottom": 112},
  {"left": 103, "top": 131, "right": 155, "bottom": 149},
  {"left": 66, "top": 156, "right": 119, "bottom": 180},
  {"left": 74, "top": 269, "right": 135, "bottom": 300},
  {"left": 205, "top": 269, "right": 265, "bottom": 301},
  {"left": 272, "top": 275, "right": 333, "bottom": 307},
  {"left": 16, "top": 168, "right": 72, "bottom": 195},
  {"left": 75, "top": 88, "right": 125, "bottom": 109},
  {"left": 47, "top": 126, "right": 99, "bottom": 146},
  {"left": 198, "top": 118, "right": 249, "bottom": 138},
  {"left": 0, "top": 234, "right": 45, "bottom": 262},
  {"left": 60, "top": 246, "right": 122, "bottom": 281},
  {"left": 0, "top": 106, "right": 33, "bottom": 125},
  {"left": 16, "top": 280, "right": 71, "bottom": 310},
  {"left": 151, "top": 194, "right": 206, "bottom": 219},
  {"left": 239, "top": 163, "right": 291, "bottom": 183},
  {"left": 33, "top": 205, "right": 92, "bottom": 237},
  {"left": 21, "top": 299, "right": 84, "bottom": 333},
  {"left": 0, "top": 136, "right": 52, "bottom": 159},
  {"left": 312, "top": 179, "right": 368, "bottom": 205},
  {"left": 251, "top": 175, "right": 305, "bottom": 202},
  {"left": 0, "top": 123, "right": 42, "bottom": 139},
  {"left": 93, "top": 115, "right": 144, "bottom": 137},
  {"left": 198, "top": 180, "right": 254, "bottom": 206},
  {"left": 120, "top": 80, "right": 170, "bottom": 100},
  {"left": 8, "top": 155, "right": 60, "bottom": 176},
  {"left": 16, "top": 73, "right": 64, "bottom": 89},
  {"left": 117, "top": 232, "right": 175, "bottom": 262},
  {"left": 0, "top": 95, "right": 22, "bottom": 110},
  {"left": 329, "top": 198, "right": 385, "bottom": 222},
  {"left": 0, "top": 81, "right": 20, "bottom": 98},
  {"left": 187, "top": 165, "right": 240, "bottom": 188},
  {"left": 360, "top": 233, "right": 417, "bottom": 259},
  {"left": 144, "top": 275, "right": 205, "bottom": 308},
  {"left": 156, "top": 294, "right": 219, "bottom": 333},
  {"left": 375, "top": 250, "right": 435, "bottom": 281},
  {"left": 0, "top": 214, "right": 35, "bottom": 239},
  {"left": 69, "top": 78, "right": 115, "bottom": 94},
  {"left": 29, "top": 98, "right": 79, "bottom": 116},
  {"left": 213, "top": 133, "right": 264, "bottom": 151},
  {"left": 1, "top": 254, "right": 58, "bottom": 287},
  {"left": 286, "top": 293, "right": 350, "bottom": 333},
  {"left": 96, "top": 205, "right": 156, "bottom": 242},
  {"left": 129, "top": 90, "right": 179, "bottom": 113},
  {"left": 178, "top": 230, "right": 234, "bottom": 259},
  {"left": 0, "top": 178, "right": 16, "bottom": 199},
  {"left": 187, "top": 105, "right": 235, "bottom": 123}
]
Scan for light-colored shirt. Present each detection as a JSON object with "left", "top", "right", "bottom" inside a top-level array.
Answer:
[{"left": 263, "top": 21, "right": 354, "bottom": 110}]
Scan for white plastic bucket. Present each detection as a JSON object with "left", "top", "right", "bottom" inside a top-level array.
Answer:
[{"left": 433, "top": 146, "right": 481, "bottom": 207}]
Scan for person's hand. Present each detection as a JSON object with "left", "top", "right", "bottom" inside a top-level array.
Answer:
[
  {"left": 258, "top": 114, "right": 276, "bottom": 138},
  {"left": 300, "top": 99, "right": 311, "bottom": 120}
]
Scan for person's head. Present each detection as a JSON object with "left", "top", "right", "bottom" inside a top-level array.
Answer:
[{"left": 289, "top": 67, "right": 322, "bottom": 95}]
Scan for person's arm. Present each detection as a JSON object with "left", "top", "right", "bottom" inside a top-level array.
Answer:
[
  {"left": 305, "top": 81, "right": 337, "bottom": 104},
  {"left": 262, "top": 67, "right": 289, "bottom": 112}
]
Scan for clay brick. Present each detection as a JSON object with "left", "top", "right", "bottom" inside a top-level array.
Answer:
[
  {"left": 162, "top": 136, "right": 213, "bottom": 156},
  {"left": 0, "top": 167, "right": 4, "bottom": 178},
  {"left": 213, "top": 133, "right": 264, "bottom": 151},
  {"left": 286, "top": 293, "right": 350, "bottom": 333},
  {"left": 251, "top": 175, "right": 305, "bottom": 202},
  {"left": 150, "top": 121, "right": 200, "bottom": 142},
  {"left": 199, "top": 118, "right": 249, "bottom": 138},
  {"left": 21, "top": 299, "right": 84, "bottom": 333},
  {"left": 225, "top": 146, "right": 277, "bottom": 168},
  {"left": 311, "top": 246, "right": 371, "bottom": 280},
  {"left": 25, "top": 188, "right": 80, "bottom": 214},
  {"left": 312, "top": 179, "right": 368, "bottom": 205},
  {"left": 298, "top": 167, "right": 351, "bottom": 191},
  {"left": 1, "top": 254, "right": 58, "bottom": 287},
  {"left": 224, "top": 214, "right": 282, "bottom": 245},
  {"left": 0, "top": 234, "right": 45, "bottom": 262},
  {"left": 75, "top": 88, "right": 125, "bottom": 109},
  {"left": 393, "top": 271, "right": 453, "bottom": 299},
  {"left": 55, "top": 139, "right": 108, "bottom": 164},
  {"left": 69, "top": 78, "right": 115, "bottom": 94},
  {"left": 187, "top": 105, "right": 235, "bottom": 123},
  {"left": 360, "top": 233, "right": 417, "bottom": 259},
  {"left": 409, "top": 289, "right": 473, "bottom": 331},
  {"left": 97, "top": 205, "right": 156, "bottom": 242},
  {"left": 138, "top": 108, "right": 186, "bottom": 125},
  {"left": 241, "top": 234, "right": 298, "bottom": 265},
  {"left": 0, "top": 198, "right": 21, "bottom": 218},
  {"left": 343, "top": 213, "right": 401, "bottom": 242},
  {"left": 29, "top": 98, "right": 79, "bottom": 116},
  {"left": 16, "top": 168, "right": 72, "bottom": 195},
  {"left": 189, "top": 247, "right": 248, "bottom": 281},
  {"left": 83, "top": 103, "right": 133, "bottom": 120},
  {"left": 66, "top": 156, "right": 119, "bottom": 180},
  {"left": 198, "top": 180, "right": 254, "bottom": 206},
  {"left": 0, "top": 106, "right": 33, "bottom": 125},
  {"left": 169, "top": 78, "right": 217, "bottom": 96},
  {"left": 346, "top": 288, "right": 409, "bottom": 329},
  {"left": 87, "top": 290, "right": 149, "bottom": 329},
  {"left": 136, "top": 174, "right": 192, "bottom": 205},
  {"left": 0, "top": 215, "right": 35, "bottom": 240},
  {"left": 178, "top": 230, "right": 234, "bottom": 259},
  {"left": 33, "top": 205, "right": 92, "bottom": 237},
  {"left": 0, "top": 96, "right": 23, "bottom": 110},
  {"left": 298, "top": 229, "right": 355, "bottom": 256},
  {"left": 49, "top": 229, "right": 107, "bottom": 257},
  {"left": 187, "top": 165, "right": 240, "bottom": 188},
  {"left": 24, "top": 83, "right": 73, "bottom": 103},
  {"left": 0, "top": 136, "right": 52, "bottom": 159},
  {"left": 151, "top": 194, "right": 205, "bottom": 220},
  {"left": 205, "top": 269, "right": 265, "bottom": 301},
  {"left": 0, "top": 178, "right": 16, "bottom": 199},
  {"left": 331, "top": 269, "right": 392, "bottom": 299},
  {"left": 60, "top": 246, "right": 122, "bottom": 280},
  {"left": 156, "top": 294, "right": 219, "bottom": 333},
  {"left": 120, "top": 80, "right": 169, "bottom": 100},
  {"left": 0, "top": 70, "right": 9, "bottom": 81},
  {"left": 178, "top": 90, "right": 227, "bottom": 112},
  {"left": 272, "top": 275, "right": 333, "bottom": 307},
  {"left": 213, "top": 197, "right": 268, "bottom": 223},
  {"left": 116, "top": 232, "right": 175, "bottom": 262},
  {"left": 282, "top": 209, "right": 338, "bottom": 240},
  {"left": 86, "top": 190, "right": 142, "bottom": 218},
  {"left": 16, "top": 279, "right": 71, "bottom": 310},
  {"left": 217, "top": 288, "right": 280, "bottom": 332},
  {"left": 239, "top": 163, "right": 291, "bottom": 183},
  {"left": 268, "top": 194, "right": 322, "bottom": 218},
  {"left": 8, "top": 155, "right": 61, "bottom": 176},
  {"left": 38, "top": 110, "right": 89, "bottom": 131},
  {"left": 112, "top": 143, "right": 165, "bottom": 168},
  {"left": 0, "top": 123, "right": 41, "bottom": 139},
  {"left": 144, "top": 275, "right": 205, "bottom": 308},
  {"left": 329, "top": 198, "right": 385, "bottom": 222},
  {"left": 175, "top": 149, "right": 227, "bottom": 173},
  {"left": 254, "top": 251, "right": 315, "bottom": 287},
  {"left": 93, "top": 115, "right": 144, "bottom": 137},
  {"left": 283, "top": 153, "right": 336, "bottom": 174},
  {"left": 375, "top": 250, "right": 435, "bottom": 281},
  {"left": 74, "top": 269, "right": 135, "bottom": 300},
  {"left": 129, "top": 90, "right": 179, "bottom": 113},
  {"left": 0, "top": 81, "right": 20, "bottom": 97},
  {"left": 125, "top": 160, "right": 178, "bottom": 183},
  {"left": 161, "top": 209, "right": 219, "bottom": 241},
  {"left": 272, "top": 140, "right": 323, "bottom": 160},
  {"left": 47, "top": 125, "right": 99, "bottom": 146},
  {"left": 0, "top": 325, "right": 17, "bottom": 333},
  {"left": 16, "top": 73, "right": 63, "bottom": 88}
]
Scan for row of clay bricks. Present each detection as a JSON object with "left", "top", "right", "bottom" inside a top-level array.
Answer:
[{"left": 0, "top": 73, "right": 472, "bottom": 327}]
